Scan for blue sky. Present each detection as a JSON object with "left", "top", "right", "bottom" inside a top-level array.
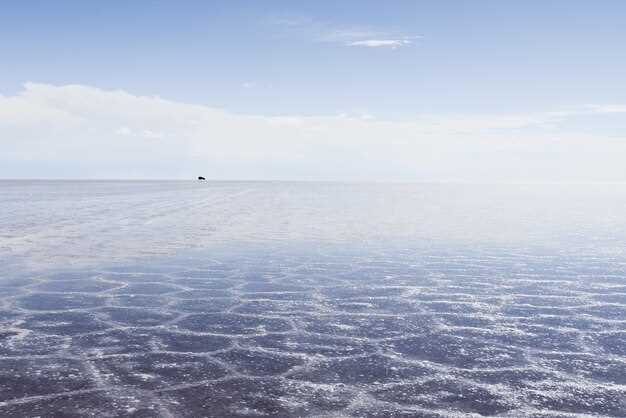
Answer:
[
  {"left": 1, "top": 1, "right": 625, "bottom": 180},
  {"left": 2, "top": 0, "right": 625, "bottom": 115}
]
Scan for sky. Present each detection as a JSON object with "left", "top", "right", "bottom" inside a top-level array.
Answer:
[{"left": 0, "top": 0, "right": 625, "bottom": 181}]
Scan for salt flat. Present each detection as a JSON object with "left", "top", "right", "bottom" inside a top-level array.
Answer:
[{"left": 1, "top": 181, "right": 625, "bottom": 417}]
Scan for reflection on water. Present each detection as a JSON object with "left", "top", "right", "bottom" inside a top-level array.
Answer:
[{"left": 1, "top": 181, "right": 625, "bottom": 416}]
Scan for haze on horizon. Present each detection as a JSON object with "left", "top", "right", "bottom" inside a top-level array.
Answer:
[{"left": 1, "top": 1, "right": 625, "bottom": 181}]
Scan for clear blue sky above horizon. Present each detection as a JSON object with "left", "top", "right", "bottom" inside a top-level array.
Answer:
[{"left": 1, "top": 1, "right": 625, "bottom": 180}]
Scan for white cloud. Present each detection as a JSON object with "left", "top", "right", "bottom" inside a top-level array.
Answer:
[
  {"left": 115, "top": 126, "right": 133, "bottom": 136},
  {"left": 1, "top": 83, "right": 625, "bottom": 181},
  {"left": 348, "top": 39, "right": 412, "bottom": 49},
  {"left": 586, "top": 104, "right": 626, "bottom": 114},
  {"left": 268, "top": 16, "right": 420, "bottom": 49},
  {"left": 320, "top": 28, "right": 382, "bottom": 42}
]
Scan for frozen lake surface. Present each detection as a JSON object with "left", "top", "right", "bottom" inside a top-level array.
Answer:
[{"left": 1, "top": 180, "right": 626, "bottom": 417}]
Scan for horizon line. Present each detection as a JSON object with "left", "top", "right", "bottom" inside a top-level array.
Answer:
[{"left": 2, "top": 178, "right": 626, "bottom": 186}]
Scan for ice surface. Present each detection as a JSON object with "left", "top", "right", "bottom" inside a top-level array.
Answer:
[{"left": 1, "top": 180, "right": 626, "bottom": 417}]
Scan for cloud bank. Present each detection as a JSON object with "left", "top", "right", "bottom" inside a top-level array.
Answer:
[{"left": 1, "top": 83, "right": 625, "bottom": 181}]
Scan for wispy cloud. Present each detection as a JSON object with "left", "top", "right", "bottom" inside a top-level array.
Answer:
[
  {"left": 268, "top": 16, "right": 420, "bottom": 49},
  {"left": 348, "top": 39, "right": 412, "bottom": 49},
  {"left": 585, "top": 104, "right": 626, "bottom": 114}
]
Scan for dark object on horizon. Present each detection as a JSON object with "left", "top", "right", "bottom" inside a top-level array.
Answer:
[{"left": 197, "top": 176, "right": 206, "bottom": 181}]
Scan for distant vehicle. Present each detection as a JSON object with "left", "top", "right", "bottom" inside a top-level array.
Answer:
[{"left": 197, "top": 176, "right": 206, "bottom": 181}]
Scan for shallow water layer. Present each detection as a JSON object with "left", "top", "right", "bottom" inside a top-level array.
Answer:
[{"left": 1, "top": 181, "right": 626, "bottom": 416}]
